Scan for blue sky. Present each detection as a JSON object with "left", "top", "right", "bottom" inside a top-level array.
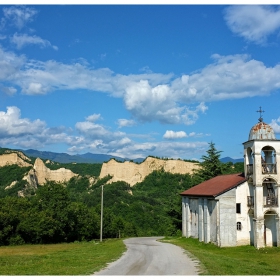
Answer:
[{"left": 0, "top": 4, "right": 280, "bottom": 161}]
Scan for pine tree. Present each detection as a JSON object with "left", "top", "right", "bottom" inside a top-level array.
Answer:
[{"left": 193, "top": 142, "right": 222, "bottom": 183}]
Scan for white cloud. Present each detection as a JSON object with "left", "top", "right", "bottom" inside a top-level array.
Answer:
[
  {"left": 163, "top": 130, "right": 187, "bottom": 139},
  {"left": 171, "top": 54, "right": 280, "bottom": 103},
  {"left": 10, "top": 33, "right": 58, "bottom": 50},
  {"left": 0, "top": 106, "right": 80, "bottom": 149},
  {"left": 0, "top": 106, "right": 45, "bottom": 137},
  {"left": 2, "top": 45, "right": 280, "bottom": 126},
  {"left": 117, "top": 118, "right": 136, "bottom": 128},
  {"left": 86, "top": 113, "right": 101, "bottom": 122},
  {"left": 224, "top": 5, "right": 280, "bottom": 44},
  {"left": 0, "top": 47, "right": 26, "bottom": 80},
  {"left": 0, "top": 85, "right": 17, "bottom": 95},
  {"left": 124, "top": 80, "right": 182, "bottom": 124},
  {"left": 75, "top": 114, "right": 125, "bottom": 142},
  {"left": 3, "top": 6, "right": 37, "bottom": 30},
  {"left": 109, "top": 141, "right": 209, "bottom": 160},
  {"left": 270, "top": 117, "right": 280, "bottom": 133},
  {"left": 189, "top": 132, "right": 206, "bottom": 138},
  {"left": 0, "top": 106, "right": 208, "bottom": 160},
  {"left": 163, "top": 130, "right": 206, "bottom": 140},
  {"left": 181, "top": 103, "right": 208, "bottom": 125}
]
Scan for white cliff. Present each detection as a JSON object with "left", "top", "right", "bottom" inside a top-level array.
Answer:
[{"left": 100, "top": 157, "right": 200, "bottom": 186}]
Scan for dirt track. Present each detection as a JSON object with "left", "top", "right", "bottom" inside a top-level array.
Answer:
[{"left": 94, "top": 237, "right": 200, "bottom": 275}]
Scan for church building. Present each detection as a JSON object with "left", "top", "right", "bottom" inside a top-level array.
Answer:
[{"left": 180, "top": 109, "right": 280, "bottom": 248}]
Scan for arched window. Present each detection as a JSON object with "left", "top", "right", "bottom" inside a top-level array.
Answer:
[
  {"left": 261, "top": 146, "right": 276, "bottom": 174},
  {"left": 237, "top": 222, "right": 242, "bottom": 231}
]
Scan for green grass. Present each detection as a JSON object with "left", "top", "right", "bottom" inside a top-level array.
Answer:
[
  {"left": 3, "top": 236, "right": 280, "bottom": 275},
  {"left": 162, "top": 236, "right": 280, "bottom": 275},
  {"left": 0, "top": 239, "right": 126, "bottom": 275}
]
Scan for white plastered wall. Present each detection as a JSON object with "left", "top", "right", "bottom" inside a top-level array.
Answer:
[{"left": 235, "top": 181, "right": 252, "bottom": 245}]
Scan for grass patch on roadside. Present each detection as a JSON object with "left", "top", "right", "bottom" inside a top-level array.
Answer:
[
  {"left": 0, "top": 239, "right": 126, "bottom": 275},
  {"left": 162, "top": 236, "right": 280, "bottom": 275}
]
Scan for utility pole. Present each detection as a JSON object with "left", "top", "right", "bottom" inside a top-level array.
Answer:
[{"left": 100, "top": 184, "right": 103, "bottom": 242}]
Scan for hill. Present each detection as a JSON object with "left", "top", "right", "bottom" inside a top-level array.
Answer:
[
  {"left": 20, "top": 148, "right": 243, "bottom": 165},
  {"left": 220, "top": 157, "right": 243, "bottom": 163},
  {"left": 21, "top": 149, "right": 144, "bottom": 164}
]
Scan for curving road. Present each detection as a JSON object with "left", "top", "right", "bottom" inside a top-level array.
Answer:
[{"left": 94, "top": 237, "right": 200, "bottom": 275}]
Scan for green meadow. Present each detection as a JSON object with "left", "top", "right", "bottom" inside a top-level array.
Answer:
[
  {"left": 164, "top": 236, "right": 280, "bottom": 275},
  {"left": 0, "top": 239, "right": 125, "bottom": 275},
  {"left": 2, "top": 236, "right": 280, "bottom": 275}
]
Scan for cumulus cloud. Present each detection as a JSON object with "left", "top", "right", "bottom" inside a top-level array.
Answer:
[
  {"left": 0, "top": 106, "right": 80, "bottom": 149},
  {"left": 0, "top": 47, "right": 26, "bottom": 80},
  {"left": 0, "top": 106, "right": 209, "bottom": 159},
  {"left": 75, "top": 114, "right": 125, "bottom": 142},
  {"left": 117, "top": 119, "right": 136, "bottom": 128},
  {"left": 86, "top": 113, "right": 101, "bottom": 122},
  {"left": 0, "top": 85, "right": 17, "bottom": 95},
  {"left": 2, "top": 44, "right": 280, "bottom": 125},
  {"left": 0, "top": 106, "right": 45, "bottom": 137},
  {"left": 71, "top": 114, "right": 209, "bottom": 159},
  {"left": 163, "top": 130, "right": 187, "bottom": 139},
  {"left": 3, "top": 6, "right": 37, "bottom": 29},
  {"left": 224, "top": 5, "right": 280, "bottom": 44},
  {"left": 7, "top": 57, "right": 171, "bottom": 97},
  {"left": 270, "top": 117, "right": 280, "bottom": 134},
  {"left": 124, "top": 80, "right": 182, "bottom": 124},
  {"left": 163, "top": 130, "right": 207, "bottom": 140},
  {"left": 10, "top": 33, "right": 58, "bottom": 50},
  {"left": 108, "top": 141, "right": 209, "bottom": 160},
  {"left": 181, "top": 103, "right": 208, "bottom": 125}
]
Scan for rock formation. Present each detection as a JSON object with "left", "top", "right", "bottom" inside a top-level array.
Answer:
[
  {"left": 0, "top": 152, "right": 77, "bottom": 196},
  {"left": 0, "top": 152, "right": 32, "bottom": 167},
  {"left": 99, "top": 157, "right": 200, "bottom": 186},
  {"left": 33, "top": 158, "right": 77, "bottom": 185}
]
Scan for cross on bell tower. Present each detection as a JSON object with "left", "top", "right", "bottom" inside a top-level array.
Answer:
[{"left": 256, "top": 106, "right": 265, "bottom": 122}]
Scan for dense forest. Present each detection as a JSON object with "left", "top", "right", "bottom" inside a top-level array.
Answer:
[{"left": 0, "top": 143, "right": 244, "bottom": 245}]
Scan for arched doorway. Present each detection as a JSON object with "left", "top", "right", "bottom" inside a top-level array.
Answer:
[{"left": 264, "top": 211, "right": 278, "bottom": 247}]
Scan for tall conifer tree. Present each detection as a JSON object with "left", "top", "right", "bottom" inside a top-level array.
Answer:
[{"left": 193, "top": 142, "right": 222, "bottom": 183}]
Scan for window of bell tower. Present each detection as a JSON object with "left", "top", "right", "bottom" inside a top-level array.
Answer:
[
  {"left": 263, "top": 178, "right": 278, "bottom": 207},
  {"left": 261, "top": 146, "right": 276, "bottom": 174}
]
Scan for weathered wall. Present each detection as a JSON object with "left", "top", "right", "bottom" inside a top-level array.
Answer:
[
  {"left": 0, "top": 153, "right": 32, "bottom": 167},
  {"left": 99, "top": 157, "right": 200, "bottom": 186},
  {"left": 33, "top": 158, "right": 77, "bottom": 185},
  {"left": 216, "top": 188, "right": 237, "bottom": 247}
]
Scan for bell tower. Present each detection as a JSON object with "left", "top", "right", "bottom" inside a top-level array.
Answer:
[{"left": 243, "top": 107, "right": 280, "bottom": 248}]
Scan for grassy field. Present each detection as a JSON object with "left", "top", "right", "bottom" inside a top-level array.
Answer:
[
  {"left": 0, "top": 239, "right": 126, "bottom": 275},
  {"left": 2, "top": 236, "right": 280, "bottom": 275},
  {"left": 163, "top": 236, "right": 280, "bottom": 275}
]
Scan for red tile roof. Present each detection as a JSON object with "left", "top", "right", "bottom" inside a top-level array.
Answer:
[{"left": 180, "top": 173, "right": 246, "bottom": 197}]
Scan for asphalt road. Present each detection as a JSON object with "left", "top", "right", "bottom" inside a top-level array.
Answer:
[{"left": 94, "top": 237, "right": 200, "bottom": 275}]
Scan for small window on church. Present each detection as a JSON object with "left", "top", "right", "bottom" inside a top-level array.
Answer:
[
  {"left": 237, "top": 222, "right": 242, "bottom": 231},
  {"left": 236, "top": 203, "right": 241, "bottom": 214}
]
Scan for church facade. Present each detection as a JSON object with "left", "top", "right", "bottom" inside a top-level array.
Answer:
[{"left": 181, "top": 112, "right": 280, "bottom": 248}]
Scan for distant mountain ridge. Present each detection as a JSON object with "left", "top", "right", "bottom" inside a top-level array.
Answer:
[
  {"left": 220, "top": 157, "right": 243, "bottom": 163},
  {"left": 20, "top": 149, "right": 144, "bottom": 164},
  {"left": 18, "top": 149, "right": 244, "bottom": 164}
]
